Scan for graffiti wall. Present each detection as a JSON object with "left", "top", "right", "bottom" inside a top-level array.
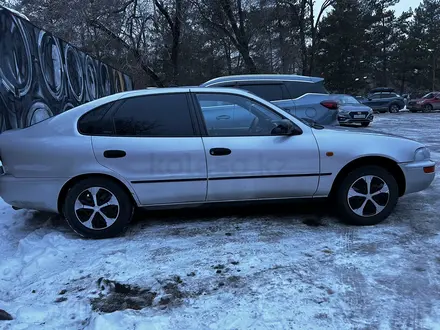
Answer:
[{"left": 0, "top": 7, "right": 134, "bottom": 132}]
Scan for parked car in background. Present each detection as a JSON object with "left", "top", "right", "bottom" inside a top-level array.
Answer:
[
  {"left": 330, "top": 94, "right": 374, "bottom": 126},
  {"left": 407, "top": 92, "right": 440, "bottom": 112},
  {"left": 201, "top": 74, "right": 339, "bottom": 125},
  {"left": 0, "top": 87, "right": 435, "bottom": 238},
  {"left": 358, "top": 87, "right": 405, "bottom": 113}
]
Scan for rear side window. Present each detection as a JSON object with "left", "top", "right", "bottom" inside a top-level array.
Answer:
[
  {"left": 78, "top": 102, "right": 115, "bottom": 135},
  {"left": 286, "top": 81, "right": 328, "bottom": 99},
  {"left": 237, "top": 84, "right": 287, "bottom": 101},
  {"left": 112, "top": 93, "right": 195, "bottom": 137}
]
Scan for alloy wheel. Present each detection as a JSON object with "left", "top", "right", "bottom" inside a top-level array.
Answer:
[
  {"left": 74, "top": 187, "right": 120, "bottom": 230},
  {"left": 390, "top": 105, "right": 399, "bottom": 113},
  {"left": 347, "top": 175, "right": 390, "bottom": 217}
]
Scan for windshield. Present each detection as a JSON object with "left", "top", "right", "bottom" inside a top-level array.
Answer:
[
  {"left": 422, "top": 93, "right": 435, "bottom": 99},
  {"left": 331, "top": 95, "right": 360, "bottom": 104}
]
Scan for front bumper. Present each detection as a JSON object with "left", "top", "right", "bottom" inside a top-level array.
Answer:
[
  {"left": 399, "top": 160, "right": 436, "bottom": 195},
  {"left": 338, "top": 113, "right": 374, "bottom": 124},
  {"left": 407, "top": 104, "right": 423, "bottom": 110}
]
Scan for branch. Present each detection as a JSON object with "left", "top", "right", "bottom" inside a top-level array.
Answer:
[
  {"left": 112, "top": 0, "right": 135, "bottom": 14},
  {"left": 154, "top": 0, "right": 174, "bottom": 30}
]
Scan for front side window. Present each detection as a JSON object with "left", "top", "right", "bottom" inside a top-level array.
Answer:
[
  {"left": 369, "top": 93, "right": 381, "bottom": 99},
  {"left": 195, "top": 93, "right": 284, "bottom": 136},
  {"left": 112, "top": 93, "right": 195, "bottom": 137}
]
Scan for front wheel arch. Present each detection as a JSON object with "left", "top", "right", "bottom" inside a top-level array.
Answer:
[
  {"left": 58, "top": 173, "right": 138, "bottom": 214},
  {"left": 329, "top": 156, "right": 406, "bottom": 198}
]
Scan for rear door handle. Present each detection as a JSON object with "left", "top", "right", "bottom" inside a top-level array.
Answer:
[
  {"left": 209, "top": 148, "right": 231, "bottom": 156},
  {"left": 216, "top": 115, "right": 231, "bottom": 120},
  {"left": 103, "top": 150, "right": 126, "bottom": 158}
]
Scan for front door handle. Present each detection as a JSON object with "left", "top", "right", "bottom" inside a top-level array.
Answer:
[
  {"left": 216, "top": 115, "right": 231, "bottom": 120},
  {"left": 103, "top": 150, "right": 126, "bottom": 158},
  {"left": 209, "top": 148, "right": 231, "bottom": 156}
]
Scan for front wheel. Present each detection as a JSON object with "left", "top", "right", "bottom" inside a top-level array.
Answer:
[
  {"left": 335, "top": 166, "right": 399, "bottom": 226},
  {"left": 63, "top": 178, "right": 134, "bottom": 238},
  {"left": 389, "top": 104, "right": 400, "bottom": 113},
  {"left": 423, "top": 104, "right": 433, "bottom": 112}
]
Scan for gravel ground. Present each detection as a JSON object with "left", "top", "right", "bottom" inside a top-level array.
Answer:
[{"left": 1, "top": 112, "right": 440, "bottom": 330}]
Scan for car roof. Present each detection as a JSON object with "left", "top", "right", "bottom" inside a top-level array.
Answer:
[
  {"left": 369, "top": 87, "right": 395, "bottom": 93},
  {"left": 200, "top": 74, "right": 324, "bottom": 87}
]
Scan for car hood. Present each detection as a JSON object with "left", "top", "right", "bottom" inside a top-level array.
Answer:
[
  {"left": 312, "top": 124, "right": 424, "bottom": 163},
  {"left": 325, "top": 125, "right": 410, "bottom": 139}
]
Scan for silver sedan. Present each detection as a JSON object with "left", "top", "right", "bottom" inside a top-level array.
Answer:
[{"left": 0, "top": 87, "right": 435, "bottom": 238}]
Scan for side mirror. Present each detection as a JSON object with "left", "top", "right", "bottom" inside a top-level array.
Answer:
[{"left": 271, "top": 119, "right": 300, "bottom": 136}]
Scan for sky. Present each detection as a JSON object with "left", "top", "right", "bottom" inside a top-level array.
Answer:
[{"left": 315, "top": 0, "right": 423, "bottom": 16}]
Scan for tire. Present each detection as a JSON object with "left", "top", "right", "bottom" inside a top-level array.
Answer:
[
  {"left": 389, "top": 104, "right": 400, "bottom": 113},
  {"left": 423, "top": 104, "right": 433, "bottom": 112},
  {"left": 361, "top": 122, "right": 370, "bottom": 127},
  {"left": 63, "top": 177, "right": 134, "bottom": 238},
  {"left": 335, "top": 165, "right": 399, "bottom": 226}
]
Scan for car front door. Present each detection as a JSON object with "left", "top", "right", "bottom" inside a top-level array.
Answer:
[
  {"left": 91, "top": 92, "right": 208, "bottom": 205},
  {"left": 192, "top": 91, "right": 321, "bottom": 201},
  {"left": 433, "top": 93, "right": 440, "bottom": 109}
]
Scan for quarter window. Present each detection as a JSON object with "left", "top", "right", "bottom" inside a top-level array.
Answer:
[
  {"left": 237, "top": 84, "right": 286, "bottom": 101},
  {"left": 195, "top": 93, "right": 283, "bottom": 137},
  {"left": 77, "top": 102, "right": 115, "bottom": 135},
  {"left": 285, "top": 81, "right": 328, "bottom": 99},
  {"left": 112, "top": 94, "right": 195, "bottom": 137}
]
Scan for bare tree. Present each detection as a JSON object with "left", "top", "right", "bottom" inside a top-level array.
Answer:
[{"left": 194, "top": 0, "right": 257, "bottom": 73}]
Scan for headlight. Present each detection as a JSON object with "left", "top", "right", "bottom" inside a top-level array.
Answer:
[
  {"left": 417, "top": 101, "right": 423, "bottom": 105},
  {"left": 339, "top": 110, "right": 349, "bottom": 114},
  {"left": 414, "top": 147, "right": 431, "bottom": 161}
]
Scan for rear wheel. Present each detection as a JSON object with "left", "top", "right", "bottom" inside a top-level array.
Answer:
[
  {"left": 389, "top": 104, "right": 400, "bottom": 113},
  {"left": 335, "top": 166, "right": 399, "bottom": 226},
  {"left": 423, "top": 104, "right": 433, "bottom": 112},
  {"left": 63, "top": 177, "right": 134, "bottom": 238}
]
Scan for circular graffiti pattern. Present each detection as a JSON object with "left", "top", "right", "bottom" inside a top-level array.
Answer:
[
  {"left": 64, "top": 44, "right": 84, "bottom": 102},
  {"left": 25, "top": 102, "right": 53, "bottom": 126},
  {"left": 114, "top": 70, "right": 125, "bottom": 93},
  {"left": 85, "top": 55, "right": 98, "bottom": 101},
  {"left": 63, "top": 102, "right": 74, "bottom": 112},
  {"left": 0, "top": 10, "right": 33, "bottom": 97},
  {"left": 99, "top": 63, "right": 111, "bottom": 97},
  {"left": 38, "top": 31, "right": 64, "bottom": 100}
]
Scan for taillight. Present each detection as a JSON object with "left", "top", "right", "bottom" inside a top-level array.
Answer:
[{"left": 320, "top": 100, "right": 338, "bottom": 110}]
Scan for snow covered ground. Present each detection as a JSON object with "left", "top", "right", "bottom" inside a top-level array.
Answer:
[{"left": 1, "top": 112, "right": 440, "bottom": 330}]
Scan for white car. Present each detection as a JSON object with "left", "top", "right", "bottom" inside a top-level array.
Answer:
[{"left": 0, "top": 87, "right": 435, "bottom": 238}]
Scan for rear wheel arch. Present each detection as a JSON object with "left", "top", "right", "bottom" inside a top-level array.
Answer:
[
  {"left": 330, "top": 156, "right": 406, "bottom": 198},
  {"left": 58, "top": 173, "right": 139, "bottom": 214}
]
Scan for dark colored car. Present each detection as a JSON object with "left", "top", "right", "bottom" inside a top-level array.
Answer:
[
  {"left": 201, "top": 74, "right": 339, "bottom": 125},
  {"left": 330, "top": 94, "right": 374, "bottom": 127},
  {"left": 407, "top": 92, "right": 440, "bottom": 112},
  {"left": 358, "top": 88, "right": 405, "bottom": 113}
]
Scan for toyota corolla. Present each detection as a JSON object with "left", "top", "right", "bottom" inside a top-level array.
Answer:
[{"left": 0, "top": 88, "right": 435, "bottom": 238}]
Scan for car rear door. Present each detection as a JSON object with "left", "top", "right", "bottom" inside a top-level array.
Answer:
[
  {"left": 191, "top": 90, "right": 320, "bottom": 201},
  {"left": 90, "top": 92, "right": 208, "bottom": 205}
]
